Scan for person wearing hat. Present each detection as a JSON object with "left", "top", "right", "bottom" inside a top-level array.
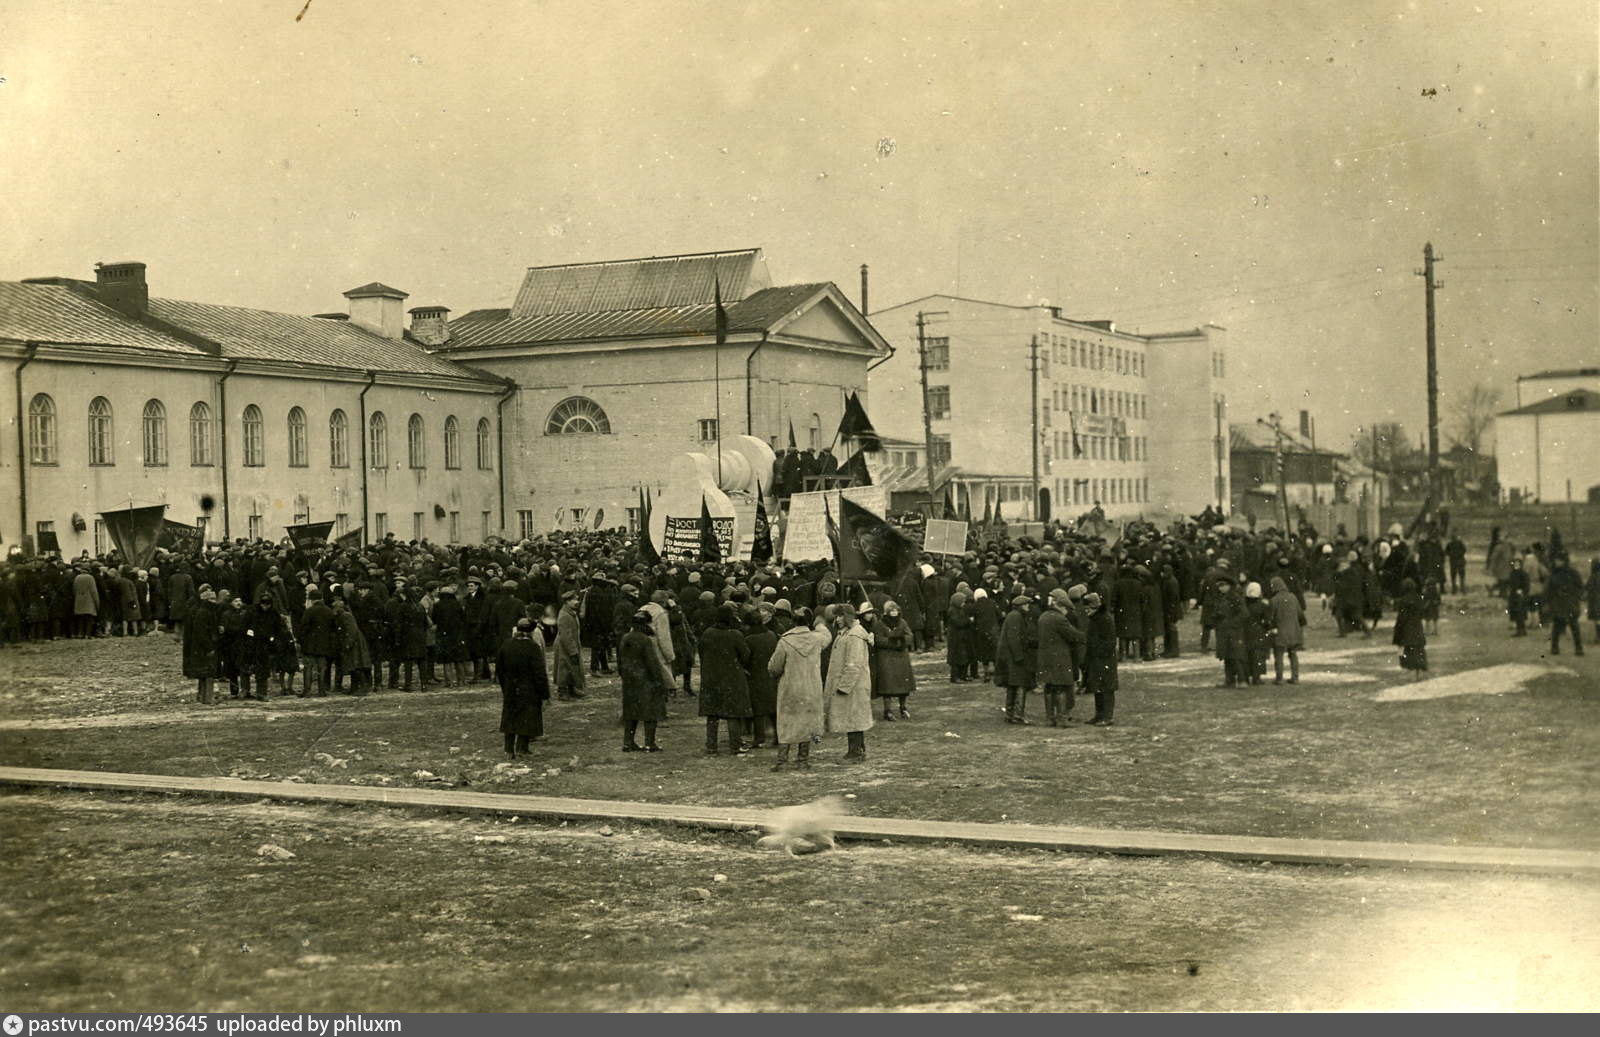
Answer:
[
  {"left": 182, "top": 585, "right": 223, "bottom": 705},
  {"left": 1036, "top": 587, "right": 1085, "bottom": 726},
  {"left": 766, "top": 599, "right": 833, "bottom": 771},
  {"left": 697, "top": 603, "right": 754, "bottom": 755},
  {"left": 581, "top": 572, "right": 618, "bottom": 675},
  {"left": 1080, "top": 591, "right": 1118, "bottom": 724},
  {"left": 1242, "top": 581, "right": 1271, "bottom": 684},
  {"left": 1211, "top": 575, "right": 1249, "bottom": 687},
  {"left": 971, "top": 587, "right": 999, "bottom": 682},
  {"left": 920, "top": 563, "right": 947, "bottom": 651},
  {"left": 945, "top": 589, "right": 975, "bottom": 684},
  {"left": 998, "top": 594, "right": 1039, "bottom": 724},
  {"left": 619, "top": 609, "right": 673, "bottom": 752},
  {"left": 1392, "top": 577, "right": 1430, "bottom": 680},
  {"left": 1267, "top": 576, "right": 1306, "bottom": 684},
  {"left": 461, "top": 575, "right": 491, "bottom": 681},
  {"left": 553, "top": 589, "right": 587, "bottom": 701},
  {"left": 330, "top": 594, "right": 372, "bottom": 696},
  {"left": 872, "top": 599, "right": 916, "bottom": 722},
  {"left": 298, "top": 586, "right": 341, "bottom": 697},
  {"left": 431, "top": 584, "right": 469, "bottom": 687},
  {"left": 824, "top": 601, "right": 874, "bottom": 762},
  {"left": 496, "top": 617, "right": 551, "bottom": 757},
  {"left": 744, "top": 603, "right": 781, "bottom": 746}
]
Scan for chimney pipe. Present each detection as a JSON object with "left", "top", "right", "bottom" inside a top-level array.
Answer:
[
  {"left": 859, "top": 264, "right": 869, "bottom": 315},
  {"left": 94, "top": 261, "right": 148, "bottom": 318},
  {"left": 408, "top": 305, "right": 452, "bottom": 348},
  {"left": 343, "top": 283, "right": 409, "bottom": 340}
]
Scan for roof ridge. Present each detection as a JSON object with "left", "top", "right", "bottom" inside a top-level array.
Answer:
[{"left": 522, "top": 247, "right": 762, "bottom": 272}]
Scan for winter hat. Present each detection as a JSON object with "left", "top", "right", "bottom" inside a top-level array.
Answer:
[
  {"left": 1011, "top": 594, "right": 1031, "bottom": 607},
  {"left": 973, "top": 588, "right": 988, "bottom": 600},
  {"left": 773, "top": 598, "right": 793, "bottom": 615},
  {"left": 1245, "top": 582, "right": 1262, "bottom": 599},
  {"left": 1048, "top": 588, "right": 1070, "bottom": 608},
  {"left": 855, "top": 601, "right": 875, "bottom": 616},
  {"left": 1083, "top": 592, "right": 1103, "bottom": 610}
]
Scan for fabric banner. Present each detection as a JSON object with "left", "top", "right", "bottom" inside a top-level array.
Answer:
[
  {"left": 837, "top": 496, "right": 917, "bottom": 581},
  {"left": 662, "top": 515, "right": 733, "bottom": 561},
  {"left": 286, "top": 520, "right": 337, "bottom": 551},
  {"left": 99, "top": 504, "right": 167, "bottom": 568},
  {"left": 781, "top": 485, "right": 888, "bottom": 562},
  {"left": 158, "top": 519, "right": 204, "bottom": 556},
  {"left": 334, "top": 527, "right": 362, "bottom": 549}
]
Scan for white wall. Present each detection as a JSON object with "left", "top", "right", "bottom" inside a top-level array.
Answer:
[{"left": 1497, "top": 411, "right": 1600, "bottom": 502}]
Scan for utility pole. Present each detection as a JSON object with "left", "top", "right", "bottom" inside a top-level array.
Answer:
[
  {"left": 916, "top": 310, "right": 946, "bottom": 516},
  {"left": 1268, "top": 412, "right": 1290, "bottom": 533},
  {"left": 1308, "top": 415, "right": 1319, "bottom": 504},
  {"left": 1029, "top": 334, "right": 1040, "bottom": 520},
  {"left": 1416, "top": 242, "right": 1443, "bottom": 505}
]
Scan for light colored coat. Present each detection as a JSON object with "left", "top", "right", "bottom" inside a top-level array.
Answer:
[
  {"left": 72, "top": 572, "right": 99, "bottom": 616},
  {"left": 1268, "top": 589, "right": 1306, "bottom": 649},
  {"left": 767, "top": 619, "right": 833, "bottom": 745},
  {"left": 554, "top": 603, "right": 585, "bottom": 690},
  {"left": 642, "top": 601, "right": 675, "bottom": 665},
  {"left": 824, "top": 621, "right": 875, "bottom": 735}
]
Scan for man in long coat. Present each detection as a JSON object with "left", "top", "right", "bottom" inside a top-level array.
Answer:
[
  {"left": 824, "top": 603, "right": 874, "bottom": 762},
  {"left": 766, "top": 602, "right": 833, "bottom": 770},
  {"left": 697, "top": 604, "right": 754, "bottom": 754},
  {"left": 496, "top": 618, "right": 550, "bottom": 757},
  {"left": 998, "top": 595, "right": 1039, "bottom": 724},
  {"left": 1036, "top": 588, "right": 1085, "bottom": 726},
  {"left": 554, "top": 591, "right": 586, "bottom": 700}
]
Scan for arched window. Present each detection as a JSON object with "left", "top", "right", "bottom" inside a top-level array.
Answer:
[
  {"left": 443, "top": 415, "right": 461, "bottom": 469},
  {"left": 88, "top": 396, "right": 114, "bottom": 465},
  {"left": 241, "top": 404, "right": 264, "bottom": 467},
  {"left": 142, "top": 399, "right": 167, "bottom": 466},
  {"left": 329, "top": 409, "right": 349, "bottom": 468},
  {"left": 544, "top": 396, "right": 610, "bottom": 435},
  {"left": 476, "top": 417, "right": 493, "bottom": 470},
  {"left": 369, "top": 411, "right": 387, "bottom": 468},
  {"left": 189, "top": 402, "right": 213, "bottom": 466},
  {"left": 407, "top": 413, "right": 426, "bottom": 468},
  {"left": 28, "top": 393, "right": 57, "bottom": 464},
  {"left": 808, "top": 412, "right": 822, "bottom": 450},
  {"left": 287, "top": 407, "right": 308, "bottom": 467}
]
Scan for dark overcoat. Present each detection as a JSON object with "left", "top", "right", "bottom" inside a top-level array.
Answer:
[
  {"left": 182, "top": 601, "right": 222, "bottom": 679},
  {"left": 697, "top": 622, "right": 753, "bottom": 718},
  {"left": 998, "top": 606, "right": 1039, "bottom": 688},
  {"left": 496, "top": 636, "right": 550, "bottom": 736},
  {"left": 1082, "top": 608, "right": 1119, "bottom": 693},
  {"left": 431, "top": 593, "right": 469, "bottom": 662},
  {"left": 619, "top": 629, "right": 672, "bottom": 722},
  {"left": 869, "top": 616, "right": 916, "bottom": 698},
  {"left": 744, "top": 626, "right": 780, "bottom": 714},
  {"left": 1035, "top": 607, "right": 1084, "bottom": 687}
]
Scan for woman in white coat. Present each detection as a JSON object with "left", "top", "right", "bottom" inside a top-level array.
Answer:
[
  {"left": 766, "top": 601, "right": 833, "bottom": 771},
  {"left": 825, "top": 602, "right": 875, "bottom": 763}
]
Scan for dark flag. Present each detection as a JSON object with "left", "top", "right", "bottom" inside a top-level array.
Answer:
[
  {"left": 99, "top": 504, "right": 167, "bottom": 568},
  {"left": 840, "top": 448, "right": 872, "bottom": 487},
  {"left": 714, "top": 278, "right": 729, "bottom": 345},
  {"left": 838, "top": 497, "right": 917, "bottom": 582},
  {"left": 1069, "top": 411, "right": 1084, "bottom": 458},
  {"left": 158, "top": 518, "right": 204, "bottom": 556},
  {"left": 638, "top": 485, "right": 661, "bottom": 565},
  {"left": 981, "top": 496, "right": 993, "bottom": 528},
  {"left": 838, "top": 391, "right": 882, "bottom": 452},
  {"left": 824, "top": 495, "right": 840, "bottom": 561},
  {"left": 334, "top": 527, "right": 362, "bottom": 550},
  {"left": 751, "top": 485, "right": 774, "bottom": 565},
  {"left": 698, "top": 495, "right": 722, "bottom": 564},
  {"left": 788, "top": 420, "right": 798, "bottom": 451},
  {"left": 941, "top": 485, "right": 957, "bottom": 520},
  {"left": 286, "top": 520, "right": 336, "bottom": 550}
]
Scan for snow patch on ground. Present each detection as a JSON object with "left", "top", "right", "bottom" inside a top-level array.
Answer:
[{"left": 1375, "top": 663, "right": 1578, "bottom": 703}]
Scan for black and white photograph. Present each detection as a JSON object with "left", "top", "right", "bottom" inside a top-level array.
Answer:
[{"left": 1, "top": 0, "right": 1597, "bottom": 1016}]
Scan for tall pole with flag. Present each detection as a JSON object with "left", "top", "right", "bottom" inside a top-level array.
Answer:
[{"left": 713, "top": 278, "right": 727, "bottom": 484}]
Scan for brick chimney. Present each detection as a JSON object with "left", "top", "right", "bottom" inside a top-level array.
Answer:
[
  {"left": 343, "top": 282, "right": 408, "bottom": 339},
  {"left": 95, "top": 261, "right": 148, "bottom": 318},
  {"left": 408, "top": 305, "right": 451, "bottom": 347}
]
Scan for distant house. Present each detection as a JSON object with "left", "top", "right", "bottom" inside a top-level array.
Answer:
[
  {"left": 1496, "top": 368, "right": 1600, "bottom": 504},
  {"left": 1229, "top": 421, "right": 1385, "bottom": 536}
]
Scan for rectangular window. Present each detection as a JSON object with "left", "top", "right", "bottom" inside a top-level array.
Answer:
[
  {"left": 293, "top": 507, "right": 310, "bottom": 525},
  {"left": 412, "top": 512, "right": 423, "bottom": 541},
  {"left": 698, "top": 418, "right": 719, "bottom": 442},
  {"left": 517, "top": 509, "right": 534, "bottom": 540},
  {"left": 1040, "top": 351, "right": 1050, "bottom": 379},
  {"left": 482, "top": 511, "right": 492, "bottom": 540},
  {"left": 927, "top": 386, "right": 950, "bottom": 420},
  {"left": 1042, "top": 400, "right": 1051, "bottom": 428},
  {"left": 335, "top": 512, "right": 349, "bottom": 535},
  {"left": 627, "top": 507, "right": 641, "bottom": 534},
  {"left": 93, "top": 519, "right": 107, "bottom": 555},
  {"left": 924, "top": 337, "right": 950, "bottom": 371},
  {"left": 449, "top": 511, "right": 460, "bottom": 543},
  {"left": 374, "top": 512, "right": 388, "bottom": 539},
  {"left": 570, "top": 508, "right": 586, "bottom": 527},
  {"left": 248, "top": 514, "right": 263, "bottom": 540},
  {"left": 929, "top": 435, "right": 951, "bottom": 467},
  {"left": 1070, "top": 342, "right": 1079, "bottom": 367}
]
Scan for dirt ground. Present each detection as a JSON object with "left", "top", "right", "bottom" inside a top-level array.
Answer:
[
  {"left": 3, "top": 594, "right": 1596, "bottom": 849},
  {"left": 2, "top": 791, "right": 1596, "bottom": 1012}
]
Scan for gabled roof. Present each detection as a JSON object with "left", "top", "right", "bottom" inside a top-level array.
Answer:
[
  {"left": 439, "top": 282, "right": 882, "bottom": 353},
  {"left": 0, "top": 282, "right": 208, "bottom": 356},
  {"left": 1519, "top": 367, "right": 1600, "bottom": 381},
  {"left": 1229, "top": 422, "right": 1344, "bottom": 456},
  {"left": 1499, "top": 389, "right": 1600, "bottom": 416},
  {"left": 511, "top": 248, "right": 770, "bottom": 318},
  {"left": 0, "top": 279, "right": 500, "bottom": 385},
  {"left": 344, "top": 282, "right": 408, "bottom": 299}
]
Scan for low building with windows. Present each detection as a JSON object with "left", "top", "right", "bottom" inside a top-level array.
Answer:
[
  {"left": 1, "top": 262, "right": 507, "bottom": 554},
  {"left": 868, "top": 294, "right": 1229, "bottom": 520},
  {"left": 430, "top": 248, "right": 890, "bottom": 536}
]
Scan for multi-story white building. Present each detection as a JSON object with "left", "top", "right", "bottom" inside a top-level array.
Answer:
[
  {"left": 868, "top": 294, "right": 1230, "bottom": 520},
  {"left": 1497, "top": 367, "right": 1600, "bottom": 504}
]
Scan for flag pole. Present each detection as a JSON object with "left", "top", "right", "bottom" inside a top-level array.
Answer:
[{"left": 713, "top": 278, "right": 724, "bottom": 484}]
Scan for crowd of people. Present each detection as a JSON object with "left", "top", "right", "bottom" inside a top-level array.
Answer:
[{"left": 3, "top": 510, "right": 1597, "bottom": 760}]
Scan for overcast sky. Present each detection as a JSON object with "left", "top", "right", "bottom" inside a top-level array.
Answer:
[{"left": 2, "top": 0, "right": 1594, "bottom": 452}]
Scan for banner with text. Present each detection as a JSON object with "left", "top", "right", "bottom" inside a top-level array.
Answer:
[{"left": 781, "top": 485, "right": 889, "bottom": 562}]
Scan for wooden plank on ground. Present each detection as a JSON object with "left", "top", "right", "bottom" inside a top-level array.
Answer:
[{"left": 1, "top": 765, "right": 1596, "bottom": 876}]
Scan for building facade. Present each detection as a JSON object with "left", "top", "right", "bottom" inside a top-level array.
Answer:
[
  {"left": 1, "top": 263, "right": 506, "bottom": 555},
  {"left": 430, "top": 249, "right": 890, "bottom": 535},
  {"left": 868, "top": 294, "right": 1230, "bottom": 520},
  {"left": 1497, "top": 367, "right": 1600, "bottom": 504}
]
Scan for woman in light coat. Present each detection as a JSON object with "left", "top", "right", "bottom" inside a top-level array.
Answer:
[
  {"left": 825, "top": 604, "right": 875, "bottom": 762},
  {"left": 766, "top": 603, "right": 833, "bottom": 771},
  {"left": 1267, "top": 575, "right": 1306, "bottom": 684}
]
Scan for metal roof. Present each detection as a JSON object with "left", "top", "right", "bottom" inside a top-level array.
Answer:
[
  {"left": 1499, "top": 388, "right": 1600, "bottom": 416},
  {"left": 441, "top": 282, "right": 831, "bottom": 351},
  {"left": 511, "top": 248, "right": 771, "bottom": 318},
  {"left": 0, "top": 282, "right": 207, "bottom": 355}
]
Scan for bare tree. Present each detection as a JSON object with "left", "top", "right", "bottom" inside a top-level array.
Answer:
[
  {"left": 1448, "top": 383, "right": 1502, "bottom": 481},
  {"left": 1349, "top": 421, "right": 1413, "bottom": 472}
]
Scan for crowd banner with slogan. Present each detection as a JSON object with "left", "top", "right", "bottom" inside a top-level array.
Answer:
[
  {"left": 286, "top": 520, "right": 337, "bottom": 551},
  {"left": 662, "top": 515, "right": 734, "bottom": 561},
  {"left": 837, "top": 497, "right": 917, "bottom": 582},
  {"left": 158, "top": 519, "right": 204, "bottom": 556},
  {"left": 781, "top": 485, "right": 889, "bottom": 562},
  {"left": 922, "top": 519, "right": 969, "bottom": 556},
  {"left": 99, "top": 504, "right": 167, "bottom": 568},
  {"left": 334, "top": 527, "right": 363, "bottom": 550}
]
